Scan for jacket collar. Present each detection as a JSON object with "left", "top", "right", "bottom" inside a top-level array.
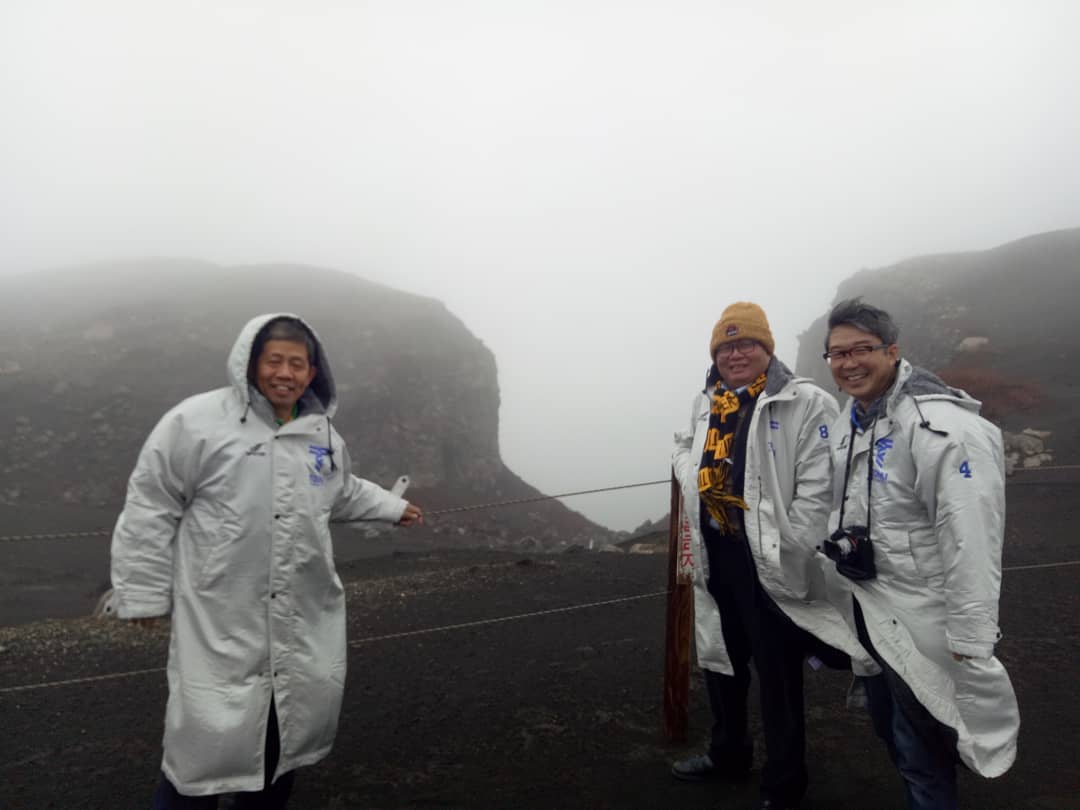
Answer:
[
  {"left": 764, "top": 355, "right": 794, "bottom": 396},
  {"left": 880, "top": 358, "right": 981, "bottom": 415}
]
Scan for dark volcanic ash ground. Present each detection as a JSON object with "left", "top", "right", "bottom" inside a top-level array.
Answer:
[{"left": 1, "top": 472, "right": 1078, "bottom": 809}]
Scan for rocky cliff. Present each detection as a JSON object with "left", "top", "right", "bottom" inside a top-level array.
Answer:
[
  {"left": 0, "top": 260, "right": 607, "bottom": 547},
  {"left": 795, "top": 228, "right": 1080, "bottom": 466}
]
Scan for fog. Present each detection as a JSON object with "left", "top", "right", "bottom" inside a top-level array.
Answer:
[{"left": 2, "top": 1, "right": 1078, "bottom": 530}]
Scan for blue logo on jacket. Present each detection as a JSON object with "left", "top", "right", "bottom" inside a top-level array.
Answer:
[
  {"left": 873, "top": 438, "right": 893, "bottom": 482},
  {"left": 309, "top": 444, "right": 332, "bottom": 486},
  {"left": 309, "top": 445, "right": 331, "bottom": 471}
]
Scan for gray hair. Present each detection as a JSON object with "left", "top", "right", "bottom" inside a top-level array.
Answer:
[{"left": 825, "top": 298, "right": 900, "bottom": 348}]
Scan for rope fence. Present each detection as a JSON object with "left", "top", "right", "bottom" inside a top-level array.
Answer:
[
  {"left": 423, "top": 480, "right": 670, "bottom": 516},
  {"left": 0, "top": 479, "right": 670, "bottom": 543},
  {"left": 1, "top": 464, "right": 1077, "bottom": 543},
  {"left": 2, "top": 553, "right": 1078, "bottom": 695},
  {"left": 0, "top": 592, "right": 668, "bottom": 694},
  {"left": 0, "top": 529, "right": 112, "bottom": 543}
]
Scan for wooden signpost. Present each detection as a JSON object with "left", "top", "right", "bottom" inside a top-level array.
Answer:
[{"left": 662, "top": 472, "right": 694, "bottom": 742}]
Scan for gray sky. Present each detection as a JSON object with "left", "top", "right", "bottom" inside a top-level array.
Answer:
[{"left": 3, "top": 1, "right": 1078, "bottom": 530}]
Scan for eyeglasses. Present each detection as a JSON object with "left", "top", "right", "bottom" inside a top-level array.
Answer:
[
  {"left": 715, "top": 339, "right": 759, "bottom": 357},
  {"left": 822, "top": 344, "right": 890, "bottom": 364}
]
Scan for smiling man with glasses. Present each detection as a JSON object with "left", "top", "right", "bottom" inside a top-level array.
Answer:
[
  {"left": 671, "top": 302, "right": 874, "bottom": 810},
  {"left": 822, "top": 329, "right": 898, "bottom": 408},
  {"left": 822, "top": 298, "right": 1019, "bottom": 810}
]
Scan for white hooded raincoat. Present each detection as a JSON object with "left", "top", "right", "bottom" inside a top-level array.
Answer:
[
  {"left": 829, "top": 359, "right": 1019, "bottom": 777},
  {"left": 673, "top": 358, "right": 877, "bottom": 678},
  {"left": 111, "top": 313, "right": 408, "bottom": 795}
]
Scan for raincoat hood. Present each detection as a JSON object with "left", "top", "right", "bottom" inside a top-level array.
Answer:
[
  {"left": 228, "top": 312, "right": 338, "bottom": 420},
  {"left": 888, "top": 358, "right": 982, "bottom": 415}
]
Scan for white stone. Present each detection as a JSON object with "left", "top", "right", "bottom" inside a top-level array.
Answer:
[
  {"left": 1021, "top": 428, "right": 1053, "bottom": 440},
  {"left": 956, "top": 336, "right": 990, "bottom": 352},
  {"left": 1008, "top": 433, "right": 1044, "bottom": 455},
  {"left": 1022, "top": 453, "right": 1053, "bottom": 469}
]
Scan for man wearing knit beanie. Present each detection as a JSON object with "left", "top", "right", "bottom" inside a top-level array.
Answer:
[
  {"left": 672, "top": 302, "right": 875, "bottom": 810},
  {"left": 708, "top": 301, "right": 776, "bottom": 358}
]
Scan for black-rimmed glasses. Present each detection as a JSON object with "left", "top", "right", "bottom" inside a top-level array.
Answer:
[
  {"left": 822, "top": 344, "right": 889, "bottom": 364},
  {"left": 715, "top": 339, "right": 759, "bottom": 357}
]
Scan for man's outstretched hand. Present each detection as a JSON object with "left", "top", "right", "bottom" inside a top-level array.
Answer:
[{"left": 398, "top": 502, "right": 423, "bottom": 527}]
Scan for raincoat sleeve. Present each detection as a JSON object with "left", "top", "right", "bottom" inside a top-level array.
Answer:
[
  {"left": 785, "top": 387, "right": 839, "bottom": 552},
  {"left": 110, "top": 408, "right": 196, "bottom": 619},
  {"left": 331, "top": 442, "right": 409, "bottom": 525},
  {"left": 911, "top": 403, "right": 1006, "bottom": 659},
  {"left": 672, "top": 393, "right": 702, "bottom": 498}
]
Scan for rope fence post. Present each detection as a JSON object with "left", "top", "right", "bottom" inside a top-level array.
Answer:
[{"left": 662, "top": 471, "right": 694, "bottom": 742}]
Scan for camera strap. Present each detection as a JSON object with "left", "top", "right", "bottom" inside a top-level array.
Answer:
[{"left": 835, "top": 417, "right": 877, "bottom": 537}]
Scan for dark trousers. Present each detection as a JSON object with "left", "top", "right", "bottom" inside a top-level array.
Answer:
[
  {"left": 153, "top": 699, "right": 296, "bottom": 810},
  {"left": 704, "top": 536, "right": 816, "bottom": 805},
  {"left": 853, "top": 600, "right": 959, "bottom": 810}
]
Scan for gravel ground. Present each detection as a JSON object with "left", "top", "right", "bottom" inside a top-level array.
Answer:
[{"left": 1, "top": 474, "right": 1078, "bottom": 809}]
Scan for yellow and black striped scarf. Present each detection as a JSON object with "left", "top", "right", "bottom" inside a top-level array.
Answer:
[{"left": 697, "top": 373, "right": 767, "bottom": 532}]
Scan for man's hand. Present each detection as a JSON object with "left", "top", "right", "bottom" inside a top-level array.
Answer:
[
  {"left": 952, "top": 652, "right": 972, "bottom": 662},
  {"left": 398, "top": 502, "right": 423, "bottom": 527},
  {"left": 129, "top": 616, "right": 169, "bottom": 628}
]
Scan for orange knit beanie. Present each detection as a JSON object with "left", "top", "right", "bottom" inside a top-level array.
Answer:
[{"left": 709, "top": 301, "right": 775, "bottom": 358}]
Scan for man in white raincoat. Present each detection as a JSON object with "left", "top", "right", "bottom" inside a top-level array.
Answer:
[
  {"left": 671, "top": 302, "right": 876, "bottom": 810},
  {"left": 822, "top": 298, "right": 1019, "bottom": 810},
  {"left": 111, "top": 314, "right": 423, "bottom": 808}
]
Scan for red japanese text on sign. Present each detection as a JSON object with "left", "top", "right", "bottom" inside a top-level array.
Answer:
[{"left": 678, "top": 502, "right": 694, "bottom": 578}]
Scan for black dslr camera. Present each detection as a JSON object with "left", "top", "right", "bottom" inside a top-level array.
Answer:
[{"left": 823, "top": 525, "right": 877, "bottom": 581}]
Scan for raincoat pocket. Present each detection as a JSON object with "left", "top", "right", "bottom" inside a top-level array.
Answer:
[
  {"left": 907, "top": 527, "right": 944, "bottom": 580},
  {"left": 196, "top": 539, "right": 239, "bottom": 591},
  {"left": 184, "top": 509, "right": 241, "bottom": 591}
]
